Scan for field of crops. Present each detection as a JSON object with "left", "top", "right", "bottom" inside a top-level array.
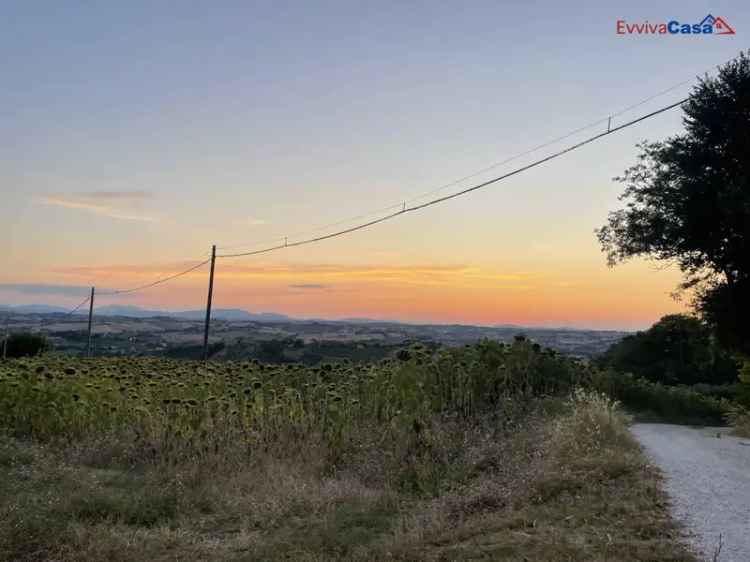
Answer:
[
  {"left": 0, "top": 340, "right": 699, "bottom": 562},
  {"left": 0, "top": 340, "right": 589, "bottom": 444}
]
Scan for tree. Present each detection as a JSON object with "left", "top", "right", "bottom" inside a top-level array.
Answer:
[
  {"left": 2, "top": 333, "right": 51, "bottom": 358},
  {"left": 597, "top": 51, "right": 750, "bottom": 355},
  {"left": 598, "top": 314, "right": 737, "bottom": 386}
]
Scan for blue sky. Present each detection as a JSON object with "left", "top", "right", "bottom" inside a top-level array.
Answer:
[{"left": 1, "top": 1, "right": 747, "bottom": 328}]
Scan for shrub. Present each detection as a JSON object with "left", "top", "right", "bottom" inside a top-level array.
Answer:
[
  {"left": 597, "top": 314, "right": 738, "bottom": 386},
  {"left": 550, "top": 388, "right": 632, "bottom": 458},
  {"left": 591, "top": 369, "right": 728, "bottom": 425},
  {"left": 725, "top": 405, "right": 750, "bottom": 437},
  {"left": 2, "top": 333, "right": 51, "bottom": 358}
]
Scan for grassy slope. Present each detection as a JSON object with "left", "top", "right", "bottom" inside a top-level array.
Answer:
[{"left": 0, "top": 392, "right": 695, "bottom": 562}]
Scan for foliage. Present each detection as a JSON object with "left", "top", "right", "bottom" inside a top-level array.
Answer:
[
  {"left": 597, "top": 51, "right": 750, "bottom": 355},
  {"left": 164, "top": 340, "right": 224, "bottom": 360},
  {"left": 257, "top": 338, "right": 292, "bottom": 362},
  {"left": 737, "top": 359, "right": 750, "bottom": 406},
  {"left": 0, "top": 347, "right": 697, "bottom": 562},
  {"left": 0, "top": 339, "right": 588, "bottom": 445},
  {"left": 591, "top": 369, "right": 727, "bottom": 425},
  {"left": 598, "top": 314, "right": 738, "bottom": 385},
  {"left": 1, "top": 332, "right": 51, "bottom": 358},
  {"left": 549, "top": 388, "right": 632, "bottom": 460},
  {"left": 0, "top": 337, "right": 731, "bottom": 455},
  {"left": 689, "top": 382, "right": 741, "bottom": 401},
  {"left": 725, "top": 404, "right": 750, "bottom": 438},
  {"left": 695, "top": 281, "right": 750, "bottom": 357}
]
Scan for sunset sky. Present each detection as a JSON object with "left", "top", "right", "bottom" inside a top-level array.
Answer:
[{"left": 2, "top": 1, "right": 747, "bottom": 330}]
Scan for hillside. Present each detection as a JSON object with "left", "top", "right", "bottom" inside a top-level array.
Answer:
[
  {"left": 0, "top": 308, "right": 627, "bottom": 360},
  {"left": 0, "top": 341, "right": 698, "bottom": 561}
]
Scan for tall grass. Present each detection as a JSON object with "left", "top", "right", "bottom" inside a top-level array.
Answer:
[
  {"left": 0, "top": 339, "right": 702, "bottom": 561},
  {"left": 725, "top": 405, "right": 750, "bottom": 437},
  {"left": 0, "top": 338, "right": 730, "bottom": 452},
  {"left": 591, "top": 369, "right": 729, "bottom": 425},
  {"left": 0, "top": 340, "right": 583, "bottom": 444}
]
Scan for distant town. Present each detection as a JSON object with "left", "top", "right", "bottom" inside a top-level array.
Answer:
[{"left": 0, "top": 304, "right": 628, "bottom": 362}]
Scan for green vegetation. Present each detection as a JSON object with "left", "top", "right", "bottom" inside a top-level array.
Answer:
[
  {"left": 164, "top": 340, "right": 226, "bottom": 360},
  {"left": 726, "top": 362, "right": 750, "bottom": 436},
  {"left": 595, "top": 370, "right": 727, "bottom": 425},
  {"left": 597, "top": 314, "right": 750, "bottom": 425},
  {"left": 598, "top": 314, "right": 738, "bottom": 386},
  {"left": 725, "top": 405, "right": 750, "bottom": 438},
  {"left": 598, "top": 51, "right": 750, "bottom": 357},
  {"left": 0, "top": 340, "right": 698, "bottom": 561},
  {"left": 1, "top": 332, "right": 51, "bottom": 359},
  {"left": 220, "top": 337, "right": 421, "bottom": 365}
]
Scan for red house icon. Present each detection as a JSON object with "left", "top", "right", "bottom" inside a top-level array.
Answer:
[{"left": 713, "top": 17, "right": 735, "bottom": 35}]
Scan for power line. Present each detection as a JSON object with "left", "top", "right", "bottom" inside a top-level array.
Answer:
[
  {"left": 218, "top": 98, "right": 687, "bottom": 259},
  {"left": 99, "top": 258, "right": 211, "bottom": 296},
  {"left": 66, "top": 295, "right": 91, "bottom": 315},
  {"left": 216, "top": 201, "right": 405, "bottom": 253},
  {"left": 404, "top": 98, "right": 688, "bottom": 212},
  {"left": 15, "top": 58, "right": 727, "bottom": 297},
  {"left": 402, "top": 78, "right": 695, "bottom": 206},
  {"left": 216, "top": 72, "right": 698, "bottom": 254}
]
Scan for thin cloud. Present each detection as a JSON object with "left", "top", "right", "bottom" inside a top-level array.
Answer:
[
  {"left": 70, "top": 191, "right": 153, "bottom": 200},
  {"left": 0, "top": 283, "right": 93, "bottom": 297},
  {"left": 38, "top": 191, "right": 158, "bottom": 222},
  {"left": 53, "top": 259, "right": 207, "bottom": 278},
  {"left": 51, "top": 260, "right": 538, "bottom": 291}
]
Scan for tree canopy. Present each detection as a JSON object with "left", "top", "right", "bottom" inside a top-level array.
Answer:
[
  {"left": 2, "top": 333, "right": 51, "bottom": 358},
  {"left": 598, "top": 314, "right": 737, "bottom": 386},
  {"left": 597, "top": 51, "right": 750, "bottom": 355}
]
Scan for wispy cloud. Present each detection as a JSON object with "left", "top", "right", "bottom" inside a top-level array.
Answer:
[
  {"left": 0, "top": 283, "right": 92, "bottom": 297},
  {"left": 38, "top": 191, "right": 158, "bottom": 222},
  {"left": 70, "top": 191, "right": 153, "bottom": 200},
  {"left": 51, "top": 260, "right": 537, "bottom": 292},
  {"left": 53, "top": 258, "right": 205, "bottom": 274},
  {"left": 289, "top": 283, "right": 330, "bottom": 290}
]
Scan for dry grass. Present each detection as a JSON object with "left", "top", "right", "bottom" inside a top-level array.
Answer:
[
  {"left": 726, "top": 405, "right": 750, "bottom": 438},
  {"left": 0, "top": 389, "right": 697, "bottom": 562}
]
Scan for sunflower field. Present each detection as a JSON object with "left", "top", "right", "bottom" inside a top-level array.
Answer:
[{"left": 0, "top": 339, "right": 710, "bottom": 561}]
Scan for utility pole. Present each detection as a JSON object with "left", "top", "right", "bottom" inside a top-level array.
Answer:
[
  {"left": 86, "top": 286, "right": 95, "bottom": 358},
  {"left": 202, "top": 245, "right": 217, "bottom": 361},
  {"left": 2, "top": 317, "right": 8, "bottom": 360}
]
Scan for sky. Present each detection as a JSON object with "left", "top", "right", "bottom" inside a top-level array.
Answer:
[{"left": 1, "top": 1, "right": 747, "bottom": 330}]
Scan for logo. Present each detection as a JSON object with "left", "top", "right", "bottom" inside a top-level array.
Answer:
[{"left": 616, "top": 14, "right": 735, "bottom": 35}]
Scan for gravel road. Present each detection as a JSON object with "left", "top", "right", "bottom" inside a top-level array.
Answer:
[{"left": 631, "top": 423, "right": 750, "bottom": 562}]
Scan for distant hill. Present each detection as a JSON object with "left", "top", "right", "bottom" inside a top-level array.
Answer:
[
  {"left": 1, "top": 303, "right": 291, "bottom": 322},
  {"left": 0, "top": 304, "right": 70, "bottom": 314},
  {"left": 94, "top": 305, "right": 168, "bottom": 318},
  {"left": 171, "top": 309, "right": 291, "bottom": 322},
  {"left": 339, "top": 317, "right": 391, "bottom": 324},
  {"left": 93, "top": 306, "right": 291, "bottom": 322}
]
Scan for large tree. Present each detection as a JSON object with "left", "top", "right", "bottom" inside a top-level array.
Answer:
[
  {"left": 598, "top": 314, "right": 738, "bottom": 386},
  {"left": 597, "top": 51, "right": 750, "bottom": 355}
]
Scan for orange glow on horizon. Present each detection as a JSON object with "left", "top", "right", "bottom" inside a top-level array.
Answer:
[{"left": 1, "top": 258, "right": 688, "bottom": 331}]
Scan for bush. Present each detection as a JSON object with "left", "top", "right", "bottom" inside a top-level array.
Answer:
[
  {"left": 725, "top": 405, "right": 750, "bottom": 437},
  {"left": 598, "top": 314, "right": 738, "bottom": 386},
  {"left": 550, "top": 388, "right": 632, "bottom": 459},
  {"left": 591, "top": 369, "right": 728, "bottom": 425},
  {"left": 2, "top": 333, "right": 51, "bottom": 358}
]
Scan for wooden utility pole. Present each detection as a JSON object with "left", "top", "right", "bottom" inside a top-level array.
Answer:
[
  {"left": 2, "top": 318, "right": 8, "bottom": 360},
  {"left": 202, "top": 245, "right": 217, "bottom": 361},
  {"left": 86, "top": 286, "right": 95, "bottom": 358}
]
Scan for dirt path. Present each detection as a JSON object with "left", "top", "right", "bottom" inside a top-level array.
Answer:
[{"left": 631, "top": 423, "right": 750, "bottom": 562}]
